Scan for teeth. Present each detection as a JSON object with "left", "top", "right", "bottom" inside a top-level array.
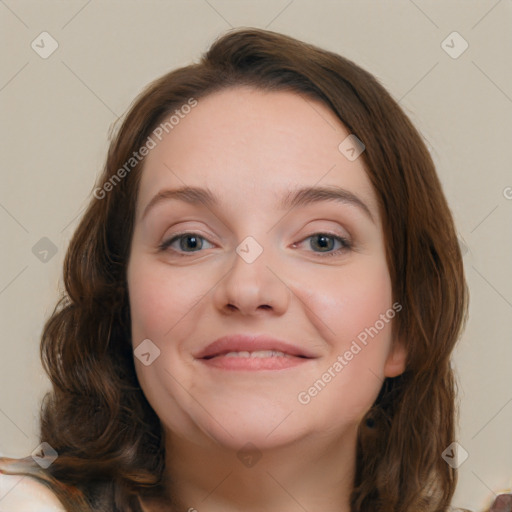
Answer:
[{"left": 223, "top": 350, "right": 290, "bottom": 358}]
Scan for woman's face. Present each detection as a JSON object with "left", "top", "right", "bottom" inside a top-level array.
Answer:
[{"left": 127, "top": 87, "right": 406, "bottom": 451}]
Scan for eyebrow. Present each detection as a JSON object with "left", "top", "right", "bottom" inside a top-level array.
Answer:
[{"left": 141, "top": 185, "right": 374, "bottom": 223}]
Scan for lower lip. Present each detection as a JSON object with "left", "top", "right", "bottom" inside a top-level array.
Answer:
[{"left": 199, "top": 355, "right": 311, "bottom": 371}]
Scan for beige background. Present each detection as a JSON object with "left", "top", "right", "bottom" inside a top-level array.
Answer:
[{"left": 1, "top": 1, "right": 511, "bottom": 510}]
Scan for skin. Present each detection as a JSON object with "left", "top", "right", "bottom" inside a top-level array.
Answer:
[{"left": 127, "top": 87, "right": 407, "bottom": 512}]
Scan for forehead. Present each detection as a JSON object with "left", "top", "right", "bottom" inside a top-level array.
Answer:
[{"left": 136, "top": 86, "right": 380, "bottom": 223}]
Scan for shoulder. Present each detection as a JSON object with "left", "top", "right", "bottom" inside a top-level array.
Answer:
[
  {"left": 0, "top": 472, "right": 66, "bottom": 511},
  {"left": 0, "top": 458, "right": 66, "bottom": 512}
]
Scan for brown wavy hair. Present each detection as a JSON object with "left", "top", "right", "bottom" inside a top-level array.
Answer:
[{"left": 3, "top": 28, "right": 469, "bottom": 511}]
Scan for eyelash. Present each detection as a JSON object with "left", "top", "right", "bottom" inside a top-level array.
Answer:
[{"left": 158, "top": 231, "right": 352, "bottom": 258}]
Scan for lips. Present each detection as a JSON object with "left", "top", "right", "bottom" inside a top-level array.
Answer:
[{"left": 195, "top": 334, "right": 317, "bottom": 360}]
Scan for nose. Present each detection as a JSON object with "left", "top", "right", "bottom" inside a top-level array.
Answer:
[{"left": 212, "top": 240, "right": 291, "bottom": 317}]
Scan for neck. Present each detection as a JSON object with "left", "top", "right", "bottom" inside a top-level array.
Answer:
[{"left": 159, "top": 429, "right": 357, "bottom": 512}]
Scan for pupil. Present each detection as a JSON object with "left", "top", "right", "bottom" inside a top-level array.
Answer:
[
  {"left": 182, "top": 236, "right": 200, "bottom": 251},
  {"left": 315, "top": 235, "right": 332, "bottom": 251}
]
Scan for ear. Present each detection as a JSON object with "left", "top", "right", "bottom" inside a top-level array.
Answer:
[{"left": 383, "top": 340, "right": 407, "bottom": 378}]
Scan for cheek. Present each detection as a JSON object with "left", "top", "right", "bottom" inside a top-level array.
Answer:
[
  {"left": 302, "top": 257, "right": 393, "bottom": 348},
  {"left": 127, "top": 256, "right": 209, "bottom": 341},
  {"left": 294, "top": 259, "right": 394, "bottom": 421},
  {"left": 128, "top": 257, "right": 203, "bottom": 432}
]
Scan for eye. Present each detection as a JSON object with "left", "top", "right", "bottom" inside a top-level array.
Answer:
[
  {"left": 293, "top": 232, "right": 352, "bottom": 257},
  {"left": 158, "top": 231, "right": 352, "bottom": 258},
  {"left": 158, "top": 232, "right": 214, "bottom": 255}
]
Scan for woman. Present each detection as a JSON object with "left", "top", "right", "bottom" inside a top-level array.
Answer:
[{"left": 0, "top": 27, "right": 472, "bottom": 511}]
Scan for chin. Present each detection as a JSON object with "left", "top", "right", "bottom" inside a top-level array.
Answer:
[
  {"left": 207, "top": 423, "right": 303, "bottom": 454},
  {"left": 192, "top": 400, "right": 304, "bottom": 451}
]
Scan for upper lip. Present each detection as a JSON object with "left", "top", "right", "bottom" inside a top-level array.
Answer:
[{"left": 195, "top": 334, "right": 318, "bottom": 359}]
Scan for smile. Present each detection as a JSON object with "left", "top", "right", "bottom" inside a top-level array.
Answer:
[
  {"left": 199, "top": 353, "right": 310, "bottom": 370},
  {"left": 214, "top": 350, "right": 292, "bottom": 358},
  {"left": 195, "top": 334, "right": 318, "bottom": 371}
]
